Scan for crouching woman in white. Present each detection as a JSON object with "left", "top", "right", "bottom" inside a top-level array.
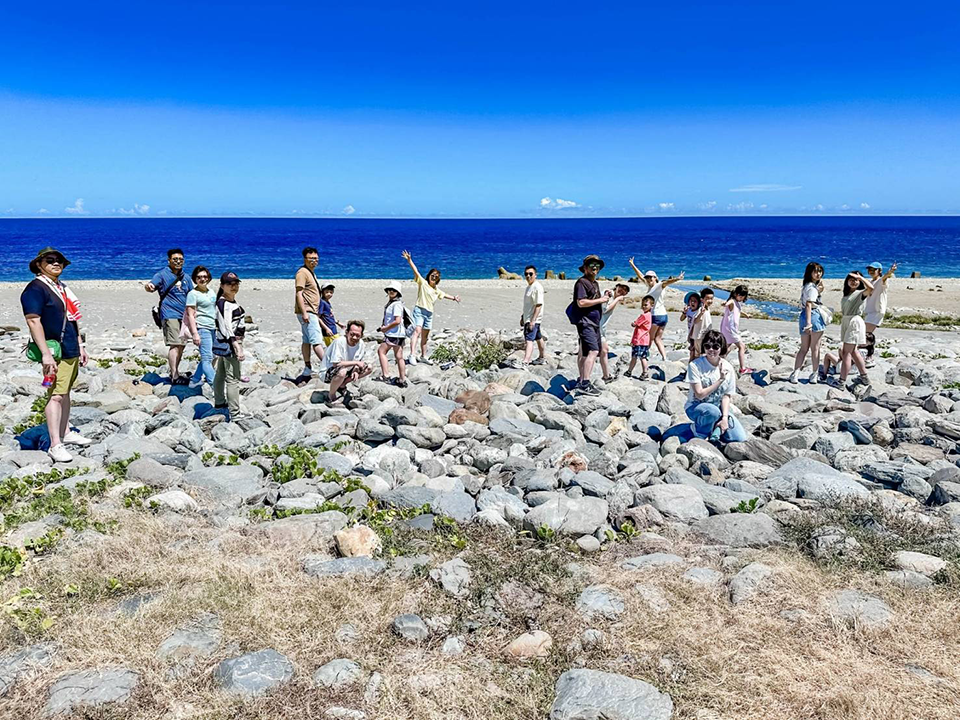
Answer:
[{"left": 685, "top": 329, "right": 747, "bottom": 444}]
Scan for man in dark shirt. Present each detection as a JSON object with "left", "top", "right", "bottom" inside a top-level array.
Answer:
[
  {"left": 144, "top": 248, "right": 193, "bottom": 383},
  {"left": 21, "top": 247, "right": 91, "bottom": 462},
  {"left": 572, "top": 255, "right": 611, "bottom": 396}
]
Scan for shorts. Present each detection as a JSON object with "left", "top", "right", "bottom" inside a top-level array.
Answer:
[
  {"left": 799, "top": 308, "right": 826, "bottom": 335},
  {"left": 651, "top": 314, "right": 668, "bottom": 327},
  {"left": 384, "top": 336, "right": 406, "bottom": 348},
  {"left": 578, "top": 323, "right": 601, "bottom": 354},
  {"left": 841, "top": 315, "right": 866, "bottom": 345},
  {"left": 48, "top": 356, "right": 80, "bottom": 396},
  {"left": 300, "top": 314, "right": 323, "bottom": 346},
  {"left": 864, "top": 312, "right": 884, "bottom": 327},
  {"left": 412, "top": 306, "right": 434, "bottom": 330},
  {"left": 631, "top": 344, "right": 650, "bottom": 359},
  {"left": 163, "top": 318, "right": 185, "bottom": 347},
  {"left": 323, "top": 333, "right": 340, "bottom": 347},
  {"left": 324, "top": 363, "right": 364, "bottom": 384},
  {"left": 524, "top": 323, "right": 542, "bottom": 342}
]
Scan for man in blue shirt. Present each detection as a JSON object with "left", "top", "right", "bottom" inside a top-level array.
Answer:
[{"left": 144, "top": 248, "right": 193, "bottom": 383}]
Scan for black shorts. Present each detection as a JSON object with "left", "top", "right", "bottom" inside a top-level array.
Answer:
[
  {"left": 384, "top": 337, "right": 406, "bottom": 348},
  {"left": 578, "top": 323, "right": 601, "bottom": 354}
]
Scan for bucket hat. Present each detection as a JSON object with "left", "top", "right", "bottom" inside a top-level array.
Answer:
[
  {"left": 29, "top": 247, "right": 70, "bottom": 274},
  {"left": 579, "top": 255, "right": 605, "bottom": 272}
]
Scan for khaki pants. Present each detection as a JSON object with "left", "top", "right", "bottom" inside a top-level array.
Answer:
[{"left": 214, "top": 355, "right": 242, "bottom": 418}]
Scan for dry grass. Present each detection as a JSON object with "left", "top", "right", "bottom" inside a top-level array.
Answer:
[{"left": 2, "top": 508, "right": 960, "bottom": 720}]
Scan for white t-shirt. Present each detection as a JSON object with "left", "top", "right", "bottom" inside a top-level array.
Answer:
[
  {"left": 523, "top": 281, "right": 545, "bottom": 324},
  {"left": 800, "top": 282, "right": 820, "bottom": 306},
  {"left": 323, "top": 336, "right": 367, "bottom": 370},
  {"left": 685, "top": 356, "right": 736, "bottom": 410},
  {"left": 692, "top": 307, "right": 712, "bottom": 340},
  {"left": 382, "top": 299, "right": 406, "bottom": 338},
  {"left": 648, "top": 282, "right": 666, "bottom": 316},
  {"left": 864, "top": 278, "right": 888, "bottom": 317}
]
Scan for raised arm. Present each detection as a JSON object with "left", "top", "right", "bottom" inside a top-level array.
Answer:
[
  {"left": 854, "top": 272, "right": 875, "bottom": 296},
  {"left": 628, "top": 257, "right": 643, "bottom": 281},
  {"left": 662, "top": 271, "right": 685, "bottom": 288},
  {"left": 401, "top": 250, "right": 421, "bottom": 280},
  {"left": 883, "top": 262, "right": 898, "bottom": 282}
]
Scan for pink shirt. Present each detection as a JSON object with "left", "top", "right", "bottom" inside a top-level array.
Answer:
[
  {"left": 631, "top": 312, "right": 652, "bottom": 346},
  {"left": 720, "top": 299, "right": 742, "bottom": 340}
]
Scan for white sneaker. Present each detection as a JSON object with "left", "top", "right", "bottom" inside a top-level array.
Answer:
[
  {"left": 63, "top": 430, "right": 92, "bottom": 446},
  {"left": 48, "top": 444, "right": 73, "bottom": 463},
  {"left": 188, "top": 379, "right": 203, "bottom": 389},
  {"left": 301, "top": 366, "right": 313, "bottom": 377},
  {"left": 407, "top": 356, "right": 418, "bottom": 366},
  {"left": 808, "top": 372, "right": 819, "bottom": 385},
  {"left": 420, "top": 357, "right": 434, "bottom": 366},
  {"left": 788, "top": 370, "right": 799, "bottom": 384}
]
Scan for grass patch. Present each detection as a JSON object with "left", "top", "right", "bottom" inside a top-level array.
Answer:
[
  {"left": 746, "top": 341, "right": 779, "bottom": 351},
  {"left": 430, "top": 332, "right": 510, "bottom": 371},
  {"left": 883, "top": 312, "right": 960, "bottom": 329},
  {"left": 12, "top": 396, "right": 49, "bottom": 435}
]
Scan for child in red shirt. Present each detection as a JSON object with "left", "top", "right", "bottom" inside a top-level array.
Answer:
[{"left": 627, "top": 295, "right": 654, "bottom": 379}]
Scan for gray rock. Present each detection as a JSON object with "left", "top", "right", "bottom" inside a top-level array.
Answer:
[
  {"left": 683, "top": 567, "right": 723, "bottom": 585},
  {"left": 729, "top": 562, "right": 773, "bottom": 604},
  {"left": 381, "top": 485, "right": 439, "bottom": 510},
  {"left": 314, "top": 451, "right": 356, "bottom": 476},
  {"left": 262, "top": 420, "right": 307, "bottom": 448},
  {"left": 0, "top": 642, "right": 55, "bottom": 697},
  {"left": 621, "top": 552, "right": 685, "bottom": 570},
  {"left": 430, "top": 491, "right": 476, "bottom": 522},
  {"left": 180, "top": 464, "right": 265, "bottom": 505},
  {"left": 522, "top": 495, "right": 609, "bottom": 536},
  {"left": 314, "top": 659, "right": 363, "bottom": 689},
  {"left": 812, "top": 432, "right": 856, "bottom": 460},
  {"left": 678, "top": 438, "right": 729, "bottom": 469},
  {"left": 124, "top": 456, "right": 181, "bottom": 488},
  {"left": 693, "top": 513, "right": 782, "bottom": 548},
  {"left": 357, "top": 418, "right": 395, "bottom": 442},
  {"left": 396, "top": 425, "right": 447, "bottom": 448},
  {"left": 257, "top": 511, "right": 348, "bottom": 548},
  {"left": 477, "top": 487, "right": 528, "bottom": 517},
  {"left": 571, "top": 471, "right": 616, "bottom": 498},
  {"left": 930, "top": 480, "right": 960, "bottom": 505},
  {"left": 418, "top": 394, "right": 459, "bottom": 420},
  {"left": 724, "top": 438, "right": 794, "bottom": 466},
  {"left": 762, "top": 456, "right": 868, "bottom": 501},
  {"left": 156, "top": 613, "right": 222, "bottom": 667},
  {"left": 635, "top": 484, "right": 709, "bottom": 523},
  {"left": 430, "top": 558, "right": 472, "bottom": 598},
  {"left": 549, "top": 669, "right": 673, "bottom": 720},
  {"left": 883, "top": 570, "right": 934, "bottom": 589},
  {"left": 303, "top": 557, "right": 387, "bottom": 578},
  {"left": 213, "top": 649, "right": 294, "bottom": 696},
  {"left": 392, "top": 613, "right": 429, "bottom": 641},
  {"left": 576, "top": 584, "right": 625, "bottom": 620},
  {"left": 43, "top": 667, "right": 139, "bottom": 717},
  {"left": 826, "top": 590, "right": 894, "bottom": 629}
]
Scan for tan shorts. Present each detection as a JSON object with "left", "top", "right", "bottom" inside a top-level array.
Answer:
[
  {"left": 163, "top": 318, "right": 186, "bottom": 347},
  {"left": 48, "top": 356, "right": 79, "bottom": 396}
]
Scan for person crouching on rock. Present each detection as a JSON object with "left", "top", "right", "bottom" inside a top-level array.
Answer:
[
  {"left": 685, "top": 329, "right": 747, "bottom": 444},
  {"left": 324, "top": 320, "right": 373, "bottom": 405},
  {"left": 377, "top": 282, "right": 408, "bottom": 388}
]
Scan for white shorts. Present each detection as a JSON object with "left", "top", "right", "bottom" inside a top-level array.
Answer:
[
  {"left": 863, "top": 312, "right": 883, "bottom": 327},
  {"left": 841, "top": 315, "right": 866, "bottom": 346}
]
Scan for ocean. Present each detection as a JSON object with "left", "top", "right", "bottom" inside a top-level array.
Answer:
[{"left": 1, "top": 216, "right": 958, "bottom": 282}]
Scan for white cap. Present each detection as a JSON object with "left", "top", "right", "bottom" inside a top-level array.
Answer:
[
  {"left": 643, "top": 270, "right": 658, "bottom": 279},
  {"left": 384, "top": 280, "right": 402, "bottom": 294}
]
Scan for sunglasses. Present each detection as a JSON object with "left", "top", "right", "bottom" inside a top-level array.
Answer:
[
  {"left": 196, "top": 275, "right": 211, "bottom": 281},
  {"left": 524, "top": 272, "right": 535, "bottom": 276},
  {"left": 42, "top": 255, "right": 64, "bottom": 265},
  {"left": 587, "top": 263, "right": 602, "bottom": 269},
  {"left": 703, "top": 342, "right": 722, "bottom": 351}
]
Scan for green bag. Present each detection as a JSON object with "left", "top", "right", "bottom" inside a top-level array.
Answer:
[{"left": 26, "top": 339, "right": 62, "bottom": 363}]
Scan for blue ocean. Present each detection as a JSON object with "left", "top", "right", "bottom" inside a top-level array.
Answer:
[{"left": 1, "top": 216, "right": 958, "bottom": 282}]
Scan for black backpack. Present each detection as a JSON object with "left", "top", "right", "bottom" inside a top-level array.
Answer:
[{"left": 151, "top": 274, "right": 183, "bottom": 328}]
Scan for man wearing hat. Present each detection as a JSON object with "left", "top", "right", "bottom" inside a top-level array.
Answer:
[
  {"left": 863, "top": 260, "right": 898, "bottom": 365},
  {"left": 295, "top": 246, "right": 325, "bottom": 379},
  {"left": 21, "top": 247, "right": 91, "bottom": 462},
  {"left": 570, "top": 254, "right": 612, "bottom": 396}
]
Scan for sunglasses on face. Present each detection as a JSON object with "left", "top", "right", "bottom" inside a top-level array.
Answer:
[
  {"left": 524, "top": 272, "right": 534, "bottom": 276},
  {"left": 196, "top": 275, "right": 210, "bottom": 281},
  {"left": 703, "top": 342, "right": 722, "bottom": 351},
  {"left": 43, "top": 255, "right": 64, "bottom": 264}
]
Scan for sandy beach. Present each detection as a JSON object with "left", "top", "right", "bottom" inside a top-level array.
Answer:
[{"left": 2, "top": 276, "right": 956, "bottom": 356}]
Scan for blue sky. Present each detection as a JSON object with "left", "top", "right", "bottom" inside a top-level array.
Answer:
[{"left": 1, "top": 1, "right": 959, "bottom": 218}]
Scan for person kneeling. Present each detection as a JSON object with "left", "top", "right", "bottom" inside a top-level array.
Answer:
[
  {"left": 324, "top": 320, "right": 373, "bottom": 404},
  {"left": 685, "top": 329, "right": 747, "bottom": 444}
]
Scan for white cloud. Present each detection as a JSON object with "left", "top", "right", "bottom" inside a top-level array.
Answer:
[
  {"left": 860, "top": 202, "right": 871, "bottom": 210},
  {"left": 840, "top": 203, "right": 851, "bottom": 211},
  {"left": 726, "top": 201, "right": 754, "bottom": 212},
  {"left": 729, "top": 184, "right": 802, "bottom": 193},
  {"left": 116, "top": 203, "right": 150, "bottom": 216},
  {"left": 38, "top": 208, "right": 50, "bottom": 215},
  {"left": 814, "top": 204, "right": 825, "bottom": 212},
  {"left": 540, "top": 196, "right": 581, "bottom": 210},
  {"left": 760, "top": 203, "right": 768, "bottom": 210},
  {"left": 3, "top": 208, "right": 13, "bottom": 215},
  {"left": 342, "top": 204, "right": 356, "bottom": 215},
  {"left": 697, "top": 201, "right": 717, "bottom": 211},
  {"left": 64, "top": 198, "right": 89, "bottom": 215},
  {"left": 658, "top": 202, "right": 675, "bottom": 211}
]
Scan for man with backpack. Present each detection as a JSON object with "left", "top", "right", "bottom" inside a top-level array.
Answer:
[
  {"left": 568, "top": 254, "right": 611, "bottom": 396},
  {"left": 144, "top": 248, "right": 193, "bottom": 384}
]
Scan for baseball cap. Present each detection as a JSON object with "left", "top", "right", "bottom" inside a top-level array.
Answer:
[
  {"left": 321, "top": 283, "right": 336, "bottom": 291},
  {"left": 866, "top": 262, "right": 882, "bottom": 270},
  {"left": 643, "top": 270, "right": 658, "bottom": 279},
  {"left": 220, "top": 271, "right": 241, "bottom": 284}
]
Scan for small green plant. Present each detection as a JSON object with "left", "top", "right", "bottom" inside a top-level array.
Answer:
[
  {"left": 880, "top": 350, "right": 896, "bottom": 358},
  {"left": 342, "top": 476, "right": 372, "bottom": 494},
  {"left": 746, "top": 341, "right": 778, "bottom": 351},
  {"left": 0, "top": 546, "right": 25, "bottom": 579},
  {"left": 433, "top": 515, "right": 468, "bottom": 550},
  {"left": 732, "top": 498, "right": 759, "bottom": 514},
  {"left": 943, "top": 381, "right": 960, "bottom": 390},
  {"left": 618, "top": 520, "right": 638, "bottom": 540},
  {"left": 273, "top": 500, "right": 346, "bottom": 520},
  {"left": 122, "top": 485, "right": 157, "bottom": 511},
  {"left": 248, "top": 507, "right": 271, "bottom": 522},
  {"left": 202, "top": 451, "right": 239, "bottom": 467},
  {"left": 13, "top": 396, "right": 50, "bottom": 434},
  {"left": 536, "top": 524, "right": 557, "bottom": 544},
  {"left": 106, "top": 453, "right": 141, "bottom": 482},
  {"left": 105, "top": 577, "right": 124, "bottom": 594},
  {"left": 260, "top": 445, "right": 343, "bottom": 484},
  {"left": 430, "top": 332, "right": 510, "bottom": 371},
  {"left": 3, "top": 587, "right": 54, "bottom": 636},
  {"left": 23, "top": 528, "right": 64, "bottom": 555}
]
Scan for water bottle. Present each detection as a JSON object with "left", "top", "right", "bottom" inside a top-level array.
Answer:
[{"left": 42, "top": 373, "right": 55, "bottom": 388}]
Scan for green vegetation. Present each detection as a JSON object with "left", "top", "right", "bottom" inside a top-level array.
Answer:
[
  {"left": 106, "top": 453, "right": 140, "bottom": 482},
  {"left": 943, "top": 381, "right": 960, "bottom": 390},
  {"left": 202, "top": 451, "right": 240, "bottom": 467},
  {"left": 23, "top": 528, "right": 65, "bottom": 555},
  {"left": 746, "top": 342, "right": 778, "bottom": 351},
  {"left": 122, "top": 486, "right": 158, "bottom": 511},
  {"left": 732, "top": 497, "right": 759, "bottom": 514},
  {"left": 883, "top": 312, "right": 960, "bottom": 330},
  {"left": 0, "top": 546, "right": 25, "bottom": 579},
  {"left": 3, "top": 587, "right": 54, "bottom": 636},
  {"left": 13, "top": 396, "right": 49, "bottom": 435},
  {"left": 259, "top": 444, "right": 345, "bottom": 484},
  {"left": 430, "top": 333, "right": 509, "bottom": 371}
]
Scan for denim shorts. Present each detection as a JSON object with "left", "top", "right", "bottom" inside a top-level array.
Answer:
[
  {"left": 651, "top": 314, "right": 668, "bottom": 327},
  {"left": 412, "top": 306, "right": 434, "bottom": 330},
  {"left": 798, "top": 308, "right": 826, "bottom": 335},
  {"left": 524, "top": 323, "right": 542, "bottom": 342},
  {"left": 631, "top": 344, "right": 650, "bottom": 359},
  {"left": 300, "top": 313, "right": 323, "bottom": 345}
]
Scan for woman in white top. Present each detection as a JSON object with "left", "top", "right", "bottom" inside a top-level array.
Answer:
[
  {"left": 685, "top": 329, "right": 747, "bottom": 443},
  {"left": 863, "top": 261, "right": 897, "bottom": 365},
  {"left": 377, "top": 281, "right": 408, "bottom": 388},
  {"left": 790, "top": 262, "right": 826, "bottom": 384},
  {"left": 185, "top": 265, "right": 217, "bottom": 389},
  {"left": 629, "top": 257, "right": 683, "bottom": 361}
]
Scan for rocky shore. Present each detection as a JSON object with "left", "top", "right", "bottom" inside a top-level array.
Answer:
[{"left": 1, "top": 300, "right": 960, "bottom": 718}]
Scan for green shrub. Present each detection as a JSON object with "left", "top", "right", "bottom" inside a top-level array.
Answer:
[
  {"left": 732, "top": 498, "right": 759, "bottom": 514},
  {"left": 13, "top": 396, "right": 49, "bottom": 435},
  {"left": 0, "top": 546, "right": 24, "bottom": 579},
  {"left": 430, "top": 333, "right": 509, "bottom": 371}
]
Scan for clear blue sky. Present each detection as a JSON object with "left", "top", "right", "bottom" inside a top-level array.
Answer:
[{"left": 2, "top": 1, "right": 958, "bottom": 218}]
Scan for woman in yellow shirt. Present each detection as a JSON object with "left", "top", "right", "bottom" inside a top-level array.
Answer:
[{"left": 402, "top": 250, "right": 461, "bottom": 365}]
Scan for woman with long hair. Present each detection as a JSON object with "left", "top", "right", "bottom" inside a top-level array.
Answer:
[{"left": 790, "top": 262, "right": 826, "bottom": 384}]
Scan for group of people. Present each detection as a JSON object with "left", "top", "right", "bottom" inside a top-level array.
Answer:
[{"left": 18, "top": 242, "right": 898, "bottom": 462}]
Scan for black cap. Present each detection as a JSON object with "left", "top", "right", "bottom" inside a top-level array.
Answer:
[{"left": 220, "top": 271, "right": 241, "bottom": 284}]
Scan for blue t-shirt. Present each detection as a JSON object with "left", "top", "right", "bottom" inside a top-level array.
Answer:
[
  {"left": 151, "top": 267, "right": 193, "bottom": 321},
  {"left": 318, "top": 298, "right": 337, "bottom": 336},
  {"left": 20, "top": 279, "right": 81, "bottom": 359}
]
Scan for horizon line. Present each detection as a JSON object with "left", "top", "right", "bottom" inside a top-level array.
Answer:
[{"left": 3, "top": 213, "right": 960, "bottom": 221}]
